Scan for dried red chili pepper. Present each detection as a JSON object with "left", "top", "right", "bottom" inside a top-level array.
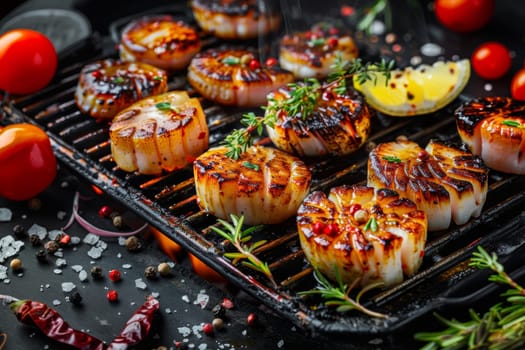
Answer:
[
  {"left": 9, "top": 299, "right": 106, "bottom": 350},
  {"left": 106, "top": 296, "right": 160, "bottom": 350}
]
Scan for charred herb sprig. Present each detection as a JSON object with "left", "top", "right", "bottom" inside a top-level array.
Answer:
[
  {"left": 298, "top": 267, "right": 387, "bottom": 318},
  {"left": 414, "top": 246, "right": 525, "bottom": 350},
  {"left": 210, "top": 214, "right": 277, "bottom": 288},
  {"left": 223, "top": 58, "right": 395, "bottom": 159}
]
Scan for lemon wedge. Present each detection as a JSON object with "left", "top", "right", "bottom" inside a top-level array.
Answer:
[{"left": 353, "top": 59, "right": 470, "bottom": 117}]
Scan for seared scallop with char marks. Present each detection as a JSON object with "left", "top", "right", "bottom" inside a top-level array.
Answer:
[
  {"left": 297, "top": 185, "right": 427, "bottom": 288},
  {"left": 75, "top": 59, "right": 168, "bottom": 120},
  {"left": 368, "top": 139, "right": 488, "bottom": 231},
  {"left": 187, "top": 48, "right": 295, "bottom": 107},
  {"left": 194, "top": 145, "right": 312, "bottom": 225},
  {"left": 190, "top": 0, "right": 281, "bottom": 40},
  {"left": 455, "top": 96, "right": 525, "bottom": 174},
  {"left": 265, "top": 82, "right": 371, "bottom": 157},
  {"left": 110, "top": 91, "right": 209, "bottom": 175},
  {"left": 119, "top": 15, "right": 201, "bottom": 71}
]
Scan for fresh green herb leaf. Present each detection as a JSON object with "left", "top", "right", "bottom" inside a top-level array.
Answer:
[
  {"left": 155, "top": 102, "right": 172, "bottom": 111},
  {"left": 210, "top": 214, "right": 276, "bottom": 288},
  {"left": 308, "top": 38, "right": 326, "bottom": 47},
  {"left": 222, "top": 56, "right": 240, "bottom": 65},
  {"left": 382, "top": 155, "right": 401, "bottom": 163},
  {"left": 242, "top": 161, "right": 260, "bottom": 171},
  {"left": 112, "top": 76, "right": 125, "bottom": 84},
  {"left": 222, "top": 58, "right": 395, "bottom": 159},
  {"left": 414, "top": 246, "right": 525, "bottom": 349},
  {"left": 363, "top": 217, "right": 378, "bottom": 232},
  {"left": 502, "top": 120, "right": 522, "bottom": 128},
  {"left": 153, "top": 76, "right": 163, "bottom": 81},
  {"left": 299, "top": 267, "right": 387, "bottom": 318}
]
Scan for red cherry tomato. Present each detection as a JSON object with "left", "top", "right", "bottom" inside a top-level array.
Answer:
[
  {"left": 0, "top": 29, "right": 57, "bottom": 95},
  {"left": 511, "top": 68, "right": 525, "bottom": 101},
  {"left": 0, "top": 123, "right": 57, "bottom": 201},
  {"left": 471, "top": 42, "right": 512, "bottom": 80},
  {"left": 434, "top": 0, "right": 494, "bottom": 33}
]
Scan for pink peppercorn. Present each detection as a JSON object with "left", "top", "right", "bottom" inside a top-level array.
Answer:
[
  {"left": 107, "top": 290, "right": 118, "bottom": 302},
  {"left": 108, "top": 269, "right": 121, "bottom": 282}
]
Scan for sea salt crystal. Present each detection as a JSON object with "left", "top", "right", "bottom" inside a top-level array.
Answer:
[
  {"left": 117, "top": 253, "right": 122, "bottom": 258},
  {"left": 3, "top": 279, "right": 11, "bottom": 284},
  {"left": 54, "top": 251, "right": 64, "bottom": 258},
  {"left": 48, "top": 230, "right": 64, "bottom": 241},
  {"left": 165, "top": 308, "right": 171, "bottom": 314},
  {"left": 178, "top": 327, "right": 191, "bottom": 337},
  {"left": 56, "top": 258, "right": 67, "bottom": 267},
  {"left": 0, "top": 235, "right": 24, "bottom": 263},
  {"left": 57, "top": 211, "right": 67, "bottom": 220},
  {"left": 54, "top": 269, "right": 63, "bottom": 275},
  {"left": 122, "top": 264, "right": 132, "bottom": 269},
  {"left": 71, "top": 265, "right": 84, "bottom": 273},
  {"left": 0, "top": 265, "right": 7, "bottom": 280},
  {"left": 70, "top": 236, "right": 81, "bottom": 245},
  {"left": 182, "top": 295, "right": 190, "bottom": 303},
  {"left": 369, "top": 20, "right": 385, "bottom": 35},
  {"left": 52, "top": 299, "right": 61, "bottom": 306},
  {"left": 420, "top": 42, "right": 443, "bottom": 57},
  {"left": 61, "top": 282, "right": 76, "bottom": 292},
  {"left": 118, "top": 237, "right": 127, "bottom": 246},
  {"left": 151, "top": 292, "right": 160, "bottom": 298},
  {"left": 83, "top": 233, "right": 100, "bottom": 245},
  {"left": 135, "top": 278, "right": 147, "bottom": 290},
  {"left": 277, "top": 340, "right": 285, "bottom": 348},
  {"left": 198, "top": 344, "right": 207, "bottom": 350},
  {"left": 0, "top": 208, "right": 13, "bottom": 222},
  {"left": 194, "top": 290, "right": 209, "bottom": 309},
  {"left": 192, "top": 325, "right": 203, "bottom": 338},
  {"left": 97, "top": 240, "right": 107, "bottom": 250},
  {"left": 484, "top": 83, "right": 493, "bottom": 91},
  {"left": 78, "top": 270, "right": 88, "bottom": 282},
  {"left": 27, "top": 224, "right": 47, "bottom": 240},
  {"left": 87, "top": 246, "right": 103, "bottom": 259}
]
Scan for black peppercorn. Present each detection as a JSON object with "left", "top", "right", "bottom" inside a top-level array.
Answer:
[
  {"left": 35, "top": 249, "right": 47, "bottom": 262},
  {"left": 144, "top": 266, "right": 157, "bottom": 279},
  {"left": 90, "top": 266, "right": 103, "bottom": 279},
  {"left": 69, "top": 292, "right": 82, "bottom": 305},
  {"left": 212, "top": 304, "right": 226, "bottom": 319},
  {"left": 12, "top": 224, "right": 25, "bottom": 238},
  {"left": 30, "top": 234, "right": 41, "bottom": 246}
]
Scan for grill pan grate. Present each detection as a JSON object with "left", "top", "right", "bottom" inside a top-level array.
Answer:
[{"left": 3, "top": 5, "right": 525, "bottom": 337}]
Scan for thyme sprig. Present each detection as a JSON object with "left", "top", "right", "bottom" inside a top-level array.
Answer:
[
  {"left": 223, "top": 58, "right": 395, "bottom": 159},
  {"left": 299, "top": 267, "right": 387, "bottom": 318},
  {"left": 210, "top": 214, "right": 277, "bottom": 288},
  {"left": 414, "top": 246, "right": 525, "bottom": 350}
]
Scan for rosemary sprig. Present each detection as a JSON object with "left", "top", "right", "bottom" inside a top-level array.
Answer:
[
  {"left": 223, "top": 58, "right": 395, "bottom": 159},
  {"left": 210, "top": 214, "right": 277, "bottom": 288},
  {"left": 299, "top": 267, "right": 387, "bottom": 318},
  {"left": 357, "top": 0, "right": 392, "bottom": 34},
  {"left": 414, "top": 246, "right": 525, "bottom": 350}
]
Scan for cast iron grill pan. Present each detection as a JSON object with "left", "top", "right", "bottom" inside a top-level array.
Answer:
[{"left": 3, "top": 5, "right": 525, "bottom": 337}]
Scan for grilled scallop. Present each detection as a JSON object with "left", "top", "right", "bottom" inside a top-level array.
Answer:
[
  {"left": 455, "top": 96, "right": 525, "bottom": 174},
  {"left": 75, "top": 59, "right": 168, "bottom": 120},
  {"left": 193, "top": 145, "right": 312, "bottom": 225},
  {"left": 265, "top": 82, "right": 371, "bottom": 157},
  {"left": 368, "top": 139, "right": 488, "bottom": 231},
  {"left": 297, "top": 185, "right": 427, "bottom": 288},
  {"left": 110, "top": 91, "right": 209, "bottom": 175},
  {"left": 280, "top": 22, "right": 359, "bottom": 79},
  {"left": 187, "top": 48, "right": 295, "bottom": 107},
  {"left": 190, "top": 0, "right": 281, "bottom": 40},
  {"left": 119, "top": 15, "right": 201, "bottom": 71}
]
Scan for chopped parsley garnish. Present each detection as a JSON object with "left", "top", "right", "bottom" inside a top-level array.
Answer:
[
  {"left": 502, "top": 120, "right": 523, "bottom": 128},
  {"left": 222, "top": 56, "right": 240, "bottom": 65},
  {"left": 363, "top": 217, "right": 378, "bottom": 232},
  {"left": 155, "top": 102, "right": 172, "bottom": 111},
  {"left": 382, "top": 155, "right": 402, "bottom": 163}
]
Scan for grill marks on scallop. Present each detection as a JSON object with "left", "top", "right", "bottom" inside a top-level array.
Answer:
[
  {"left": 266, "top": 84, "right": 371, "bottom": 157},
  {"left": 187, "top": 48, "right": 294, "bottom": 107},
  {"left": 109, "top": 91, "right": 209, "bottom": 175},
  {"left": 368, "top": 139, "right": 488, "bottom": 231},
  {"left": 119, "top": 15, "right": 201, "bottom": 71},
  {"left": 75, "top": 59, "right": 168, "bottom": 119},
  {"left": 193, "top": 146, "right": 311, "bottom": 225},
  {"left": 297, "top": 185, "right": 427, "bottom": 288},
  {"left": 456, "top": 96, "right": 525, "bottom": 174}
]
